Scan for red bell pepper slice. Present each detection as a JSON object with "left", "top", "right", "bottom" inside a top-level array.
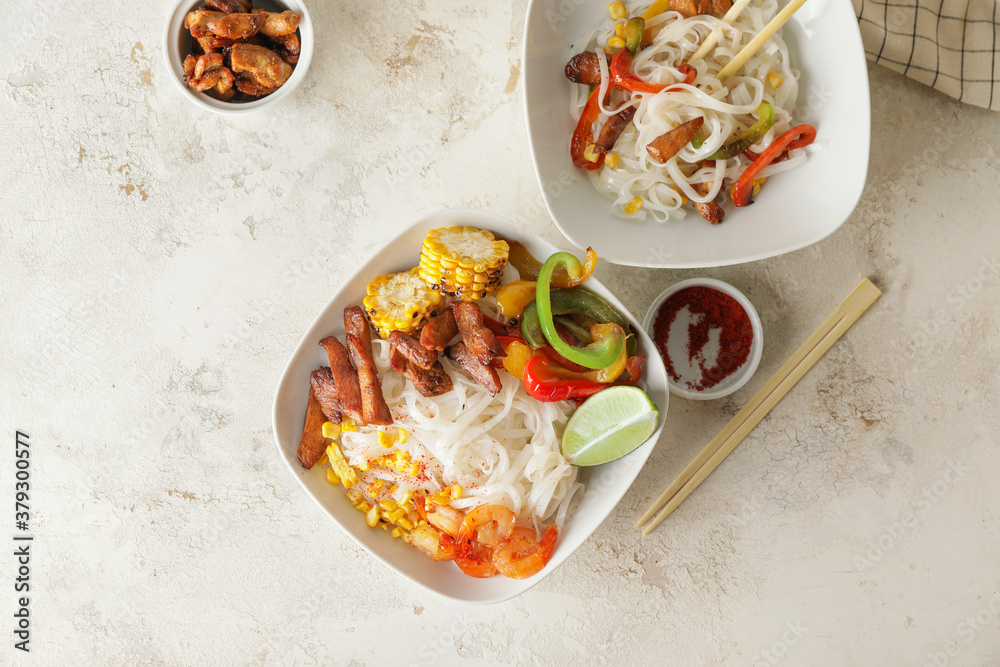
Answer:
[
  {"left": 610, "top": 50, "right": 696, "bottom": 95},
  {"left": 522, "top": 354, "right": 645, "bottom": 403},
  {"left": 732, "top": 125, "right": 817, "bottom": 207},
  {"left": 571, "top": 87, "right": 606, "bottom": 170}
]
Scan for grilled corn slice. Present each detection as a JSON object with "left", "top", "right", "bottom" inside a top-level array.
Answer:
[
  {"left": 364, "top": 267, "right": 445, "bottom": 338},
  {"left": 418, "top": 227, "right": 509, "bottom": 301}
]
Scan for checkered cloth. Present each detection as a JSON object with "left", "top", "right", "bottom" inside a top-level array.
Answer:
[{"left": 854, "top": 0, "right": 1000, "bottom": 110}]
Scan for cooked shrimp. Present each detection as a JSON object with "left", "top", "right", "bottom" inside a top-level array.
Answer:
[
  {"left": 455, "top": 538, "right": 497, "bottom": 578},
  {"left": 454, "top": 504, "right": 516, "bottom": 578},
  {"left": 404, "top": 525, "right": 455, "bottom": 562},
  {"left": 458, "top": 505, "right": 515, "bottom": 547},
  {"left": 492, "top": 524, "right": 558, "bottom": 579},
  {"left": 426, "top": 504, "right": 464, "bottom": 539}
]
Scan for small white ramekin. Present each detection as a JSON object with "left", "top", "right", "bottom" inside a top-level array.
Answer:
[
  {"left": 642, "top": 278, "right": 763, "bottom": 400},
  {"left": 162, "top": 0, "right": 313, "bottom": 115}
]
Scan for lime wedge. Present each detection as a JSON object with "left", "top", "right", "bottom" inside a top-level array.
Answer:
[{"left": 561, "top": 386, "right": 659, "bottom": 466}]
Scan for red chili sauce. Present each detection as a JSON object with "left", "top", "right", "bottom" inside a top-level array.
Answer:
[{"left": 652, "top": 286, "right": 753, "bottom": 391}]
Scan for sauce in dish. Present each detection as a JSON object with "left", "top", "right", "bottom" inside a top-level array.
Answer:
[{"left": 652, "top": 285, "right": 752, "bottom": 391}]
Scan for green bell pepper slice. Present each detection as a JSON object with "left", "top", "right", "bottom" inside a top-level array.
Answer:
[
  {"left": 706, "top": 101, "right": 774, "bottom": 160},
  {"left": 534, "top": 253, "right": 625, "bottom": 369}
]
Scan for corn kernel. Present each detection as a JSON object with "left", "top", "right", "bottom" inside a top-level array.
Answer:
[
  {"left": 766, "top": 72, "right": 783, "bottom": 89},
  {"left": 346, "top": 488, "right": 363, "bottom": 505},
  {"left": 379, "top": 500, "right": 398, "bottom": 512},
  {"left": 326, "top": 469, "right": 340, "bottom": 485},
  {"left": 388, "top": 508, "right": 406, "bottom": 523},
  {"left": 395, "top": 460, "right": 408, "bottom": 473},
  {"left": 604, "top": 151, "right": 620, "bottom": 168},
  {"left": 409, "top": 462, "right": 421, "bottom": 477},
  {"left": 378, "top": 430, "right": 394, "bottom": 448},
  {"left": 451, "top": 485, "right": 463, "bottom": 500},
  {"left": 752, "top": 176, "right": 767, "bottom": 198},
  {"left": 615, "top": 22, "right": 624, "bottom": 38},
  {"left": 389, "top": 485, "right": 399, "bottom": 494},
  {"left": 322, "top": 422, "right": 340, "bottom": 439},
  {"left": 396, "top": 428, "right": 408, "bottom": 444},
  {"left": 391, "top": 527, "right": 405, "bottom": 539},
  {"left": 358, "top": 460, "right": 370, "bottom": 472},
  {"left": 380, "top": 523, "right": 389, "bottom": 531},
  {"left": 367, "top": 506, "right": 381, "bottom": 527},
  {"left": 356, "top": 500, "right": 372, "bottom": 513},
  {"left": 398, "top": 518, "right": 414, "bottom": 531},
  {"left": 397, "top": 450, "right": 410, "bottom": 461},
  {"left": 418, "top": 519, "right": 428, "bottom": 526},
  {"left": 607, "top": 36, "right": 626, "bottom": 50},
  {"left": 316, "top": 453, "right": 329, "bottom": 466},
  {"left": 625, "top": 198, "right": 643, "bottom": 214},
  {"left": 341, "top": 418, "right": 357, "bottom": 432},
  {"left": 608, "top": 1, "right": 626, "bottom": 20},
  {"left": 583, "top": 144, "right": 600, "bottom": 163},
  {"left": 367, "top": 479, "right": 383, "bottom": 497},
  {"left": 399, "top": 490, "right": 413, "bottom": 506}
]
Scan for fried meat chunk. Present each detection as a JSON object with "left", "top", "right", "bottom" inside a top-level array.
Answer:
[
  {"left": 184, "top": 9, "right": 225, "bottom": 37},
  {"left": 309, "top": 367, "right": 342, "bottom": 423},
  {"left": 389, "top": 349, "right": 454, "bottom": 398},
  {"left": 207, "top": 12, "right": 265, "bottom": 39},
  {"left": 388, "top": 330, "right": 438, "bottom": 370},
  {"left": 448, "top": 341, "right": 502, "bottom": 396},
  {"left": 251, "top": 8, "right": 302, "bottom": 37},
  {"left": 420, "top": 309, "right": 460, "bottom": 351},
  {"left": 230, "top": 43, "right": 293, "bottom": 91},
  {"left": 297, "top": 387, "right": 328, "bottom": 469},
  {"left": 344, "top": 307, "right": 393, "bottom": 425},
  {"left": 206, "top": 0, "right": 251, "bottom": 13},
  {"left": 319, "top": 336, "right": 363, "bottom": 424},
  {"left": 452, "top": 302, "right": 504, "bottom": 367}
]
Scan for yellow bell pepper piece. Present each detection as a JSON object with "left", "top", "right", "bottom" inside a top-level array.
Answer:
[
  {"left": 642, "top": 0, "right": 671, "bottom": 19},
  {"left": 501, "top": 340, "right": 540, "bottom": 380},
  {"left": 496, "top": 280, "right": 538, "bottom": 320},
  {"left": 581, "top": 323, "right": 628, "bottom": 383}
]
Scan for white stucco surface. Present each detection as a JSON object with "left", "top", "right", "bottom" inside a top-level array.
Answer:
[{"left": 2, "top": 1, "right": 999, "bottom": 665}]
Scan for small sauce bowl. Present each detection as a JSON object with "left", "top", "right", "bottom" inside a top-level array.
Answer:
[
  {"left": 642, "top": 278, "right": 763, "bottom": 400},
  {"left": 162, "top": 0, "right": 313, "bottom": 115}
]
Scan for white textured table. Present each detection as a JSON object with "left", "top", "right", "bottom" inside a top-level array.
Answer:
[{"left": 3, "top": 1, "right": 999, "bottom": 664}]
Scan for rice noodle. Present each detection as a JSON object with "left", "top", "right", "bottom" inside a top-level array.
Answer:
[
  {"left": 571, "top": 0, "right": 806, "bottom": 222},
  {"left": 339, "top": 294, "right": 583, "bottom": 533}
]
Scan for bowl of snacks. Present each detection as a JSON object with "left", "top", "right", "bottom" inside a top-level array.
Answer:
[
  {"left": 272, "top": 209, "right": 670, "bottom": 603},
  {"left": 643, "top": 277, "right": 762, "bottom": 399},
  {"left": 522, "top": 0, "right": 870, "bottom": 267},
  {"left": 163, "top": 0, "right": 313, "bottom": 114}
]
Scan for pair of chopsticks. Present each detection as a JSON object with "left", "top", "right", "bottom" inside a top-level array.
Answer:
[
  {"left": 637, "top": 279, "right": 882, "bottom": 535},
  {"left": 687, "top": 0, "right": 810, "bottom": 80}
]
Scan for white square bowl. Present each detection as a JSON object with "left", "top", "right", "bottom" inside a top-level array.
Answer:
[
  {"left": 522, "top": 0, "right": 871, "bottom": 268},
  {"left": 272, "top": 209, "right": 670, "bottom": 603}
]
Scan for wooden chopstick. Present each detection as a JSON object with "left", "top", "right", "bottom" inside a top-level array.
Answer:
[
  {"left": 637, "top": 279, "right": 882, "bottom": 535},
  {"left": 714, "top": 0, "right": 810, "bottom": 81},
  {"left": 687, "top": 0, "right": 754, "bottom": 63}
]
